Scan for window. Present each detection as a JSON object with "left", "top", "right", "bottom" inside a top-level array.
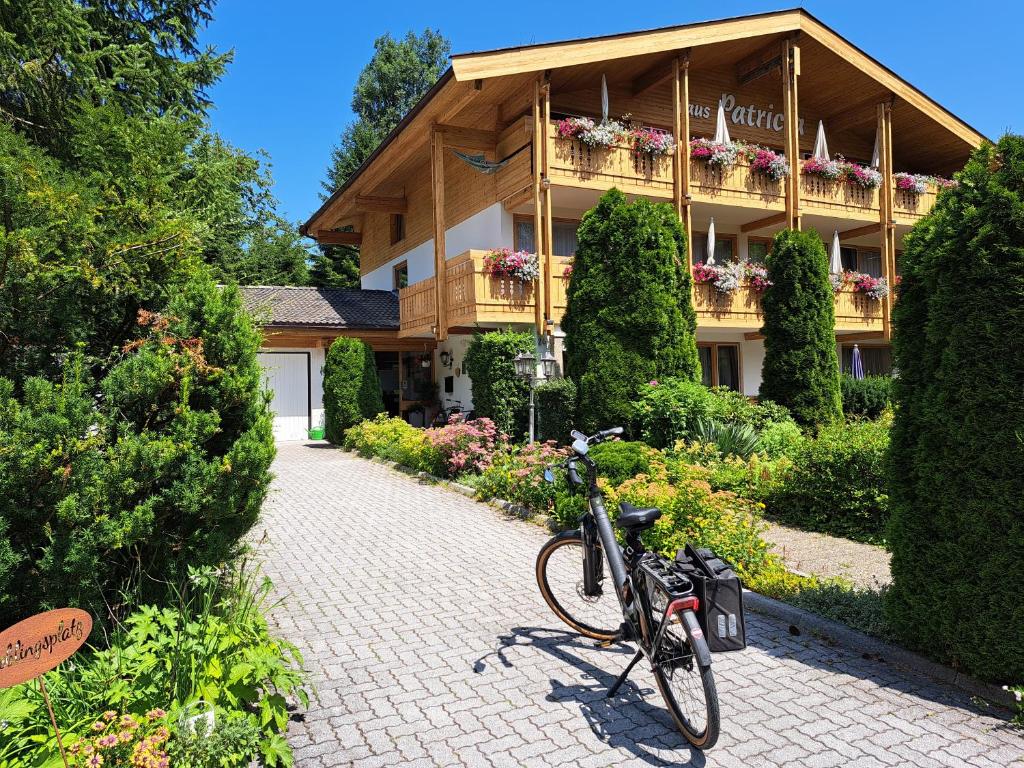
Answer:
[
  {"left": 393, "top": 261, "right": 408, "bottom": 290},
  {"left": 841, "top": 345, "right": 892, "bottom": 376},
  {"left": 691, "top": 233, "right": 737, "bottom": 265},
  {"left": 514, "top": 217, "right": 579, "bottom": 256},
  {"left": 390, "top": 213, "right": 405, "bottom": 245},
  {"left": 747, "top": 238, "right": 772, "bottom": 265},
  {"left": 698, "top": 343, "right": 741, "bottom": 391},
  {"left": 840, "top": 246, "right": 883, "bottom": 277}
]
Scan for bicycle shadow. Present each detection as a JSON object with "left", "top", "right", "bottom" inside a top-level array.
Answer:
[{"left": 474, "top": 626, "right": 708, "bottom": 768}]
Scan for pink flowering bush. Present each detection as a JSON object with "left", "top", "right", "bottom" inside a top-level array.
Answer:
[
  {"left": 893, "top": 172, "right": 956, "bottom": 193},
  {"left": 847, "top": 271, "right": 889, "bottom": 300},
  {"left": 802, "top": 156, "right": 845, "bottom": 181},
  {"left": 742, "top": 145, "right": 790, "bottom": 181},
  {"left": 425, "top": 417, "right": 507, "bottom": 477},
  {"left": 843, "top": 161, "right": 882, "bottom": 189},
  {"left": 69, "top": 710, "right": 170, "bottom": 768},
  {"left": 482, "top": 248, "right": 539, "bottom": 282},
  {"left": 690, "top": 137, "right": 740, "bottom": 167},
  {"left": 692, "top": 261, "right": 769, "bottom": 293},
  {"left": 803, "top": 156, "right": 882, "bottom": 189},
  {"left": 473, "top": 440, "right": 569, "bottom": 513},
  {"left": 562, "top": 259, "right": 574, "bottom": 278},
  {"left": 744, "top": 262, "right": 772, "bottom": 291},
  {"left": 628, "top": 126, "right": 675, "bottom": 157},
  {"left": 555, "top": 116, "right": 625, "bottom": 149}
]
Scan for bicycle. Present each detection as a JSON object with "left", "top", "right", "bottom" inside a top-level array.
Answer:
[
  {"left": 535, "top": 427, "right": 720, "bottom": 749},
  {"left": 431, "top": 398, "right": 466, "bottom": 427}
]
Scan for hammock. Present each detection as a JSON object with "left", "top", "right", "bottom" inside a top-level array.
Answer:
[{"left": 451, "top": 143, "right": 529, "bottom": 174}]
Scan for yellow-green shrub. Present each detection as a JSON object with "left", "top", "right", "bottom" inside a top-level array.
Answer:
[{"left": 343, "top": 415, "right": 442, "bottom": 475}]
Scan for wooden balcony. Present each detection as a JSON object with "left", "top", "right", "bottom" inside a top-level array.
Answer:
[
  {"left": 548, "top": 126, "right": 673, "bottom": 198},
  {"left": 398, "top": 250, "right": 573, "bottom": 338},
  {"left": 800, "top": 174, "right": 880, "bottom": 221},
  {"left": 694, "top": 282, "right": 883, "bottom": 332},
  {"left": 892, "top": 185, "right": 941, "bottom": 224},
  {"left": 689, "top": 158, "right": 784, "bottom": 209}
]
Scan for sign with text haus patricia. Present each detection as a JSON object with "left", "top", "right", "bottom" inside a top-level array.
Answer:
[{"left": 0, "top": 608, "right": 92, "bottom": 688}]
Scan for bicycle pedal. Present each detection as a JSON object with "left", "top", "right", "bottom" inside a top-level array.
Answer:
[{"left": 596, "top": 637, "right": 618, "bottom": 648}]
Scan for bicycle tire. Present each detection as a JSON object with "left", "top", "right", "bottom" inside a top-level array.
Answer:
[
  {"left": 536, "top": 531, "right": 621, "bottom": 641},
  {"left": 651, "top": 621, "right": 720, "bottom": 750}
]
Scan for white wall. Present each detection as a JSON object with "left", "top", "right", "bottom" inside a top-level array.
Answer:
[
  {"left": 360, "top": 203, "right": 514, "bottom": 290},
  {"left": 434, "top": 334, "right": 475, "bottom": 412},
  {"left": 740, "top": 338, "right": 765, "bottom": 397}
]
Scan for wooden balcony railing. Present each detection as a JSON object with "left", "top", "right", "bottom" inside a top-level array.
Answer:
[
  {"left": 892, "top": 185, "right": 941, "bottom": 222},
  {"left": 548, "top": 126, "right": 673, "bottom": 198},
  {"left": 834, "top": 286, "right": 884, "bottom": 329},
  {"left": 693, "top": 281, "right": 883, "bottom": 331},
  {"left": 800, "top": 174, "right": 880, "bottom": 220},
  {"left": 689, "top": 158, "right": 785, "bottom": 209},
  {"left": 398, "top": 251, "right": 574, "bottom": 338}
]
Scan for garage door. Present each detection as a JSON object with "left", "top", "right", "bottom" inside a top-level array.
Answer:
[{"left": 258, "top": 352, "right": 310, "bottom": 441}]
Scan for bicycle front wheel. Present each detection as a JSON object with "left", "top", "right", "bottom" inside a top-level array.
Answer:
[
  {"left": 536, "top": 531, "right": 621, "bottom": 641},
  {"left": 651, "top": 617, "right": 720, "bottom": 749}
]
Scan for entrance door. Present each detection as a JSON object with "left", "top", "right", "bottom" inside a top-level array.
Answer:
[{"left": 257, "top": 352, "right": 311, "bottom": 441}]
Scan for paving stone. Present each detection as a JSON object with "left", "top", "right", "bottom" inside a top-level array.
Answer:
[{"left": 256, "top": 444, "right": 1024, "bottom": 767}]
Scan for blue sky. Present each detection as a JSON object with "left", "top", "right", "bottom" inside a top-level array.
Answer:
[{"left": 199, "top": 1, "right": 1021, "bottom": 227}]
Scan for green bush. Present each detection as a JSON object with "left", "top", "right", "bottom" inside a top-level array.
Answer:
[
  {"left": 886, "top": 135, "right": 1024, "bottom": 683},
  {"left": 667, "top": 446, "right": 792, "bottom": 503},
  {"left": 693, "top": 419, "right": 760, "bottom": 459},
  {"left": 562, "top": 189, "right": 700, "bottom": 434},
  {"left": 636, "top": 378, "right": 796, "bottom": 449},
  {"left": 0, "top": 280, "right": 275, "bottom": 627},
  {"left": 472, "top": 441, "right": 566, "bottom": 513},
  {"left": 588, "top": 440, "right": 661, "bottom": 486},
  {"left": 463, "top": 329, "right": 533, "bottom": 438},
  {"left": 840, "top": 374, "right": 894, "bottom": 418},
  {"left": 343, "top": 414, "right": 442, "bottom": 474},
  {"left": 758, "top": 419, "right": 805, "bottom": 458},
  {"left": 323, "top": 337, "right": 384, "bottom": 443},
  {"left": 760, "top": 229, "right": 843, "bottom": 427},
  {"left": 765, "top": 418, "right": 890, "bottom": 543},
  {"left": 536, "top": 377, "right": 577, "bottom": 443}
]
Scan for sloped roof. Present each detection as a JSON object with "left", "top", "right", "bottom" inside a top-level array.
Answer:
[{"left": 240, "top": 286, "right": 399, "bottom": 330}]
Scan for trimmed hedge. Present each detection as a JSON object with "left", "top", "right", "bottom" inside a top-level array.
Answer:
[
  {"left": 323, "top": 337, "right": 384, "bottom": 443},
  {"left": 562, "top": 189, "right": 699, "bottom": 434},
  {"left": 840, "top": 374, "right": 893, "bottom": 418},
  {"left": 536, "top": 377, "right": 577, "bottom": 444},
  {"left": 886, "top": 135, "right": 1024, "bottom": 683},
  {"left": 765, "top": 417, "right": 890, "bottom": 544},
  {"left": 463, "top": 329, "right": 532, "bottom": 438},
  {"left": 588, "top": 440, "right": 660, "bottom": 486},
  {"left": 760, "top": 229, "right": 843, "bottom": 427}
]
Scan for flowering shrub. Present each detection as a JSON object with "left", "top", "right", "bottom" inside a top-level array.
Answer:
[
  {"left": 482, "top": 248, "right": 539, "bottom": 282},
  {"left": 689, "top": 138, "right": 740, "bottom": 167},
  {"left": 69, "top": 710, "right": 170, "bottom": 767},
  {"left": 843, "top": 161, "right": 882, "bottom": 189},
  {"left": 472, "top": 440, "right": 567, "bottom": 512},
  {"left": 555, "top": 116, "right": 625, "bottom": 149},
  {"left": 846, "top": 271, "right": 889, "bottom": 300},
  {"left": 829, "top": 272, "right": 845, "bottom": 293},
  {"left": 803, "top": 156, "right": 882, "bottom": 189},
  {"left": 893, "top": 172, "right": 957, "bottom": 194},
  {"left": 628, "top": 126, "right": 675, "bottom": 157},
  {"left": 562, "top": 259, "right": 574, "bottom": 278},
  {"left": 744, "top": 262, "right": 772, "bottom": 291},
  {"left": 425, "top": 417, "right": 506, "bottom": 476},
  {"left": 742, "top": 145, "right": 790, "bottom": 180},
  {"left": 692, "top": 261, "right": 769, "bottom": 293},
  {"left": 802, "top": 156, "right": 845, "bottom": 181}
]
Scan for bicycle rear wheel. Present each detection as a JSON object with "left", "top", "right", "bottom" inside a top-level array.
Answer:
[
  {"left": 651, "top": 615, "right": 720, "bottom": 749},
  {"left": 536, "top": 531, "right": 621, "bottom": 641}
]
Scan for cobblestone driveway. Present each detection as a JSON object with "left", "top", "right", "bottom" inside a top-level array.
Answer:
[{"left": 255, "top": 443, "right": 1023, "bottom": 768}]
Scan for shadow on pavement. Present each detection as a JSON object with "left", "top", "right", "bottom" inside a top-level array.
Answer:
[{"left": 474, "top": 626, "right": 708, "bottom": 768}]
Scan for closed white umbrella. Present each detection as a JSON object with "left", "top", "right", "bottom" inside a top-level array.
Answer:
[
  {"left": 601, "top": 74, "right": 609, "bottom": 123},
  {"left": 706, "top": 218, "right": 717, "bottom": 265},
  {"left": 829, "top": 229, "right": 843, "bottom": 274},
  {"left": 813, "top": 120, "right": 830, "bottom": 161},
  {"left": 713, "top": 99, "right": 730, "bottom": 144},
  {"left": 870, "top": 122, "right": 881, "bottom": 168}
]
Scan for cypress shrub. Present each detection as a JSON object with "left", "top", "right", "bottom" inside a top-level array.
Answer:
[
  {"left": 323, "top": 337, "right": 384, "bottom": 443},
  {"left": 886, "top": 135, "right": 1024, "bottom": 682},
  {"left": 536, "top": 377, "right": 577, "bottom": 444},
  {"left": 840, "top": 374, "right": 894, "bottom": 418},
  {"left": 463, "top": 329, "right": 533, "bottom": 438},
  {"left": 562, "top": 189, "right": 700, "bottom": 434},
  {"left": 760, "top": 229, "right": 842, "bottom": 427}
]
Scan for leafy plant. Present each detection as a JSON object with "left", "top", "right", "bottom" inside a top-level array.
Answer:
[
  {"left": 472, "top": 441, "right": 567, "bottom": 513},
  {"left": 343, "top": 414, "right": 442, "bottom": 474},
  {"left": 425, "top": 418, "right": 505, "bottom": 476},
  {"left": 463, "top": 330, "right": 533, "bottom": 438},
  {"left": 692, "top": 419, "right": 760, "bottom": 459},
  {"left": 840, "top": 374, "right": 894, "bottom": 419},
  {"left": 535, "top": 378, "right": 578, "bottom": 444},
  {"left": 323, "top": 337, "right": 384, "bottom": 443},
  {"left": 588, "top": 441, "right": 662, "bottom": 486},
  {"left": 167, "top": 712, "right": 263, "bottom": 767}
]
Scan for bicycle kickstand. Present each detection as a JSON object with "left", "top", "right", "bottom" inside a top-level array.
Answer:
[{"left": 607, "top": 648, "right": 644, "bottom": 698}]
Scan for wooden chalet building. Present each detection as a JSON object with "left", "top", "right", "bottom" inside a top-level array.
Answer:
[{"left": 296, "top": 8, "right": 984, "bottom": 423}]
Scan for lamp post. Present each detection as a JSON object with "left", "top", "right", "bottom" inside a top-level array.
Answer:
[{"left": 514, "top": 340, "right": 559, "bottom": 444}]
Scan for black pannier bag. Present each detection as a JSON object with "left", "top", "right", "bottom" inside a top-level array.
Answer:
[{"left": 674, "top": 544, "right": 746, "bottom": 652}]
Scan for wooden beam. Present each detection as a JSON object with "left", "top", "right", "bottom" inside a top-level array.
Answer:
[
  {"left": 353, "top": 195, "right": 407, "bottom": 214},
  {"left": 502, "top": 185, "right": 533, "bottom": 211},
  {"left": 790, "top": 42, "right": 801, "bottom": 230},
  {"left": 631, "top": 58, "right": 675, "bottom": 97},
  {"left": 735, "top": 40, "right": 783, "bottom": 86},
  {"left": 782, "top": 40, "right": 795, "bottom": 230},
  {"left": 672, "top": 57, "right": 682, "bottom": 219},
  {"left": 313, "top": 230, "right": 362, "bottom": 245},
  {"left": 744, "top": 332, "right": 764, "bottom": 341},
  {"left": 435, "top": 124, "right": 498, "bottom": 151},
  {"left": 825, "top": 93, "right": 889, "bottom": 136},
  {"left": 838, "top": 223, "right": 882, "bottom": 241},
  {"left": 835, "top": 330, "right": 885, "bottom": 342},
  {"left": 681, "top": 53, "right": 692, "bottom": 268},
  {"left": 430, "top": 127, "right": 448, "bottom": 342},
  {"left": 532, "top": 79, "right": 544, "bottom": 334},
  {"left": 741, "top": 211, "right": 787, "bottom": 233},
  {"left": 542, "top": 81, "right": 553, "bottom": 325}
]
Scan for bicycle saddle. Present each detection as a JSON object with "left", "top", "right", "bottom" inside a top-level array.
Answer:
[{"left": 616, "top": 501, "right": 662, "bottom": 530}]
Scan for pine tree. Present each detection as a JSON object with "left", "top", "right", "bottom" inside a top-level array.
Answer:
[
  {"left": 562, "top": 189, "right": 699, "bottom": 433},
  {"left": 759, "top": 229, "right": 842, "bottom": 426},
  {"left": 886, "top": 135, "right": 1024, "bottom": 682}
]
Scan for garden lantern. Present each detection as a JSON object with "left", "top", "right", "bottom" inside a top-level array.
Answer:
[
  {"left": 540, "top": 349, "right": 558, "bottom": 379},
  {"left": 513, "top": 350, "right": 536, "bottom": 379}
]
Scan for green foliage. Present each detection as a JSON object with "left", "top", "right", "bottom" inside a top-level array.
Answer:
[
  {"left": 758, "top": 420, "right": 805, "bottom": 459},
  {"left": 693, "top": 419, "right": 761, "bottom": 459},
  {"left": 309, "top": 243, "right": 360, "bottom": 288},
  {"left": 765, "top": 418, "right": 891, "bottom": 543},
  {"left": 323, "top": 338, "right": 385, "bottom": 443},
  {"left": 786, "top": 583, "right": 893, "bottom": 640},
  {"left": 0, "top": 280, "right": 275, "bottom": 626},
  {"left": 886, "top": 135, "right": 1024, "bottom": 683},
  {"left": 0, "top": 564, "right": 307, "bottom": 767},
  {"left": 535, "top": 377, "right": 578, "bottom": 444},
  {"left": 472, "top": 441, "right": 567, "bottom": 515},
  {"left": 588, "top": 441, "right": 660, "bottom": 486},
  {"left": 167, "top": 714, "right": 263, "bottom": 767},
  {"left": 343, "top": 414, "right": 442, "bottom": 474},
  {"left": 463, "top": 330, "right": 533, "bottom": 438},
  {"left": 635, "top": 378, "right": 795, "bottom": 449},
  {"left": 562, "top": 189, "right": 700, "bottom": 433},
  {"left": 760, "top": 229, "right": 843, "bottom": 427},
  {"left": 323, "top": 29, "right": 450, "bottom": 192},
  {"left": 840, "top": 374, "right": 894, "bottom": 419}
]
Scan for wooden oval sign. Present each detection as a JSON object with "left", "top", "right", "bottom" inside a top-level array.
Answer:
[{"left": 0, "top": 608, "right": 92, "bottom": 689}]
